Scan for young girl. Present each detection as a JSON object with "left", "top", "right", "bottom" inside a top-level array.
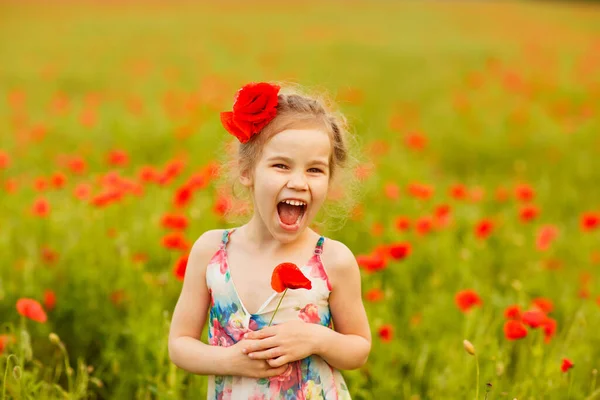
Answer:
[{"left": 168, "top": 82, "right": 371, "bottom": 399}]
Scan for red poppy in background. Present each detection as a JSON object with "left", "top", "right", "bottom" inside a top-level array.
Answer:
[
  {"left": 449, "top": 184, "right": 467, "bottom": 200},
  {"left": 504, "top": 320, "right": 527, "bottom": 340},
  {"left": 31, "top": 197, "right": 50, "bottom": 217},
  {"left": 434, "top": 204, "right": 452, "bottom": 227},
  {"left": 44, "top": 290, "right": 56, "bottom": 311},
  {"left": 405, "top": 131, "right": 427, "bottom": 150},
  {"left": 455, "top": 289, "right": 482, "bottom": 312},
  {"left": 356, "top": 252, "right": 387, "bottom": 273},
  {"left": 536, "top": 224, "right": 559, "bottom": 251},
  {"left": 173, "top": 184, "right": 193, "bottom": 208},
  {"left": 16, "top": 298, "right": 47, "bottom": 323},
  {"left": 213, "top": 193, "right": 232, "bottom": 216},
  {"left": 561, "top": 358, "right": 574, "bottom": 373},
  {"left": 161, "top": 231, "right": 190, "bottom": 251},
  {"left": 50, "top": 172, "right": 67, "bottom": 189},
  {"left": 0, "top": 151, "right": 10, "bottom": 169},
  {"left": 394, "top": 216, "right": 411, "bottom": 232},
  {"left": 475, "top": 219, "right": 494, "bottom": 239},
  {"left": 532, "top": 297, "right": 553, "bottom": 313},
  {"left": 173, "top": 253, "right": 189, "bottom": 281},
  {"left": 407, "top": 182, "right": 434, "bottom": 200},
  {"left": 415, "top": 216, "right": 434, "bottom": 236},
  {"left": 67, "top": 156, "right": 87, "bottom": 175},
  {"left": 580, "top": 212, "right": 599, "bottom": 232},
  {"left": 522, "top": 309, "right": 546, "bottom": 328},
  {"left": 378, "top": 324, "right": 394, "bottom": 342},
  {"left": 270, "top": 262, "right": 312, "bottom": 293},
  {"left": 138, "top": 165, "right": 159, "bottom": 183},
  {"left": 41, "top": 246, "right": 58, "bottom": 264},
  {"left": 495, "top": 186, "right": 510, "bottom": 202},
  {"left": 34, "top": 177, "right": 48, "bottom": 192},
  {"left": 384, "top": 183, "right": 400, "bottom": 200},
  {"left": 161, "top": 213, "right": 189, "bottom": 230},
  {"left": 387, "top": 242, "right": 412, "bottom": 260},
  {"left": 0, "top": 335, "right": 15, "bottom": 353},
  {"left": 504, "top": 304, "right": 521, "bottom": 320},
  {"left": 73, "top": 183, "right": 91, "bottom": 200},
  {"left": 365, "top": 288, "right": 384, "bottom": 302},
  {"left": 469, "top": 186, "right": 485, "bottom": 203},
  {"left": 514, "top": 183, "right": 535, "bottom": 202},
  {"left": 542, "top": 318, "right": 557, "bottom": 344},
  {"left": 107, "top": 149, "right": 129, "bottom": 167},
  {"left": 519, "top": 204, "right": 539, "bottom": 222}
]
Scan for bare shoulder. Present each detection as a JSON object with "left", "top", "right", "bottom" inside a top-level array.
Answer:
[
  {"left": 187, "top": 229, "right": 226, "bottom": 266},
  {"left": 321, "top": 238, "right": 359, "bottom": 286}
]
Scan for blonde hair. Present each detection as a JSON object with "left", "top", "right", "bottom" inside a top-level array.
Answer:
[{"left": 216, "top": 83, "right": 363, "bottom": 232}]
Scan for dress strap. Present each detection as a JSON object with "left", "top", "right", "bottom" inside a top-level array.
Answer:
[
  {"left": 221, "top": 228, "right": 236, "bottom": 248},
  {"left": 314, "top": 236, "right": 325, "bottom": 255}
]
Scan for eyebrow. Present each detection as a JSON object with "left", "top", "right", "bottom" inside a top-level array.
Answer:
[{"left": 266, "top": 156, "right": 329, "bottom": 167}]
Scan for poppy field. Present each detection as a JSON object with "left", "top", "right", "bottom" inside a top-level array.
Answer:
[{"left": 1, "top": 1, "right": 600, "bottom": 399}]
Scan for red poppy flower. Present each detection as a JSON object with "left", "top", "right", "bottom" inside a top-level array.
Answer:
[
  {"left": 415, "top": 216, "right": 434, "bottom": 236},
  {"left": 365, "top": 288, "right": 384, "bottom": 302},
  {"left": 495, "top": 186, "right": 510, "bottom": 202},
  {"left": 378, "top": 324, "right": 394, "bottom": 342},
  {"left": 173, "top": 185, "right": 193, "bottom": 208},
  {"left": 387, "top": 242, "right": 412, "bottom": 260},
  {"left": 161, "top": 231, "right": 190, "bottom": 251},
  {"left": 44, "top": 290, "right": 56, "bottom": 311},
  {"left": 213, "top": 193, "right": 232, "bottom": 216},
  {"left": 271, "top": 262, "right": 312, "bottom": 293},
  {"left": 522, "top": 309, "right": 546, "bottom": 328},
  {"left": 580, "top": 212, "right": 600, "bottom": 232},
  {"left": 504, "top": 304, "right": 522, "bottom": 320},
  {"left": 394, "top": 216, "right": 411, "bottom": 232},
  {"left": 50, "top": 172, "right": 67, "bottom": 189},
  {"left": 536, "top": 225, "right": 559, "bottom": 251},
  {"left": 384, "top": 183, "right": 400, "bottom": 200},
  {"left": 434, "top": 204, "right": 452, "bottom": 227},
  {"left": 449, "top": 184, "right": 468, "bottom": 200},
  {"left": 67, "top": 156, "right": 87, "bottom": 174},
  {"left": 173, "top": 253, "right": 189, "bottom": 281},
  {"left": 220, "top": 82, "right": 280, "bottom": 143},
  {"left": 542, "top": 318, "right": 557, "bottom": 344},
  {"left": 514, "top": 183, "right": 535, "bottom": 202},
  {"left": 161, "top": 213, "right": 189, "bottom": 230},
  {"left": 469, "top": 186, "right": 485, "bottom": 202},
  {"left": 407, "top": 182, "right": 434, "bottom": 200},
  {"left": 519, "top": 204, "right": 539, "bottom": 222},
  {"left": 356, "top": 252, "right": 387, "bottom": 273},
  {"left": 73, "top": 183, "right": 91, "bottom": 200},
  {"left": 0, "top": 151, "right": 10, "bottom": 169},
  {"left": 0, "top": 334, "right": 15, "bottom": 353},
  {"left": 532, "top": 297, "right": 553, "bottom": 313},
  {"left": 455, "top": 289, "right": 483, "bottom": 313},
  {"left": 504, "top": 320, "right": 527, "bottom": 340},
  {"left": 475, "top": 219, "right": 494, "bottom": 239},
  {"left": 32, "top": 197, "right": 50, "bottom": 217},
  {"left": 561, "top": 358, "right": 574, "bottom": 373},
  {"left": 16, "top": 298, "right": 47, "bottom": 323},
  {"left": 34, "top": 177, "right": 48, "bottom": 192},
  {"left": 405, "top": 132, "right": 427, "bottom": 150},
  {"left": 107, "top": 149, "right": 129, "bottom": 166}
]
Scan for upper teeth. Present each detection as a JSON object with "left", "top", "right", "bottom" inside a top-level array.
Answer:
[{"left": 283, "top": 199, "right": 306, "bottom": 207}]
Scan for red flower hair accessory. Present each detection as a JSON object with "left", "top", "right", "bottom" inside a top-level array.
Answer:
[{"left": 220, "top": 82, "right": 281, "bottom": 143}]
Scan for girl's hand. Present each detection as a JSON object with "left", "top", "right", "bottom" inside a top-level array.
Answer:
[
  {"left": 242, "top": 320, "right": 321, "bottom": 368},
  {"left": 226, "top": 340, "right": 290, "bottom": 379}
]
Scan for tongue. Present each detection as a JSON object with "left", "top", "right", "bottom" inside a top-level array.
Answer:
[{"left": 278, "top": 203, "right": 302, "bottom": 225}]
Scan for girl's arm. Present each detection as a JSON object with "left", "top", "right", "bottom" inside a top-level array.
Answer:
[
  {"left": 168, "top": 230, "right": 289, "bottom": 378},
  {"left": 310, "top": 239, "right": 372, "bottom": 370},
  {"left": 243, "top": 239, "right": 372, "bottom": 370}
]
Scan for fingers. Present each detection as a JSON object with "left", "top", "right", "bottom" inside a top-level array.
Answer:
[
  {"left": 248, "top": 346, "right": 283, "bottom": 360},
  {"left": 244, "top": 326, "right": 276, "bottom": 340},
  {"left": 266, "top": 356, "right": 288, "bottom": 369},
  {"left": 242, "top": 337, "right": 277, "bottom": 354},
  {"left": 263, "top": 363, "right": 289, "bottom": 378}
]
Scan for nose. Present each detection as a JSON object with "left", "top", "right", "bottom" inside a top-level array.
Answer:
[{"left": 286, "top": 170, "right": 308, "bottom": 190}]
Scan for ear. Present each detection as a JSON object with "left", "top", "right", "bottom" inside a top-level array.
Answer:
[{"left": 239, "top": 168, "right": 253, "bottom": 187}]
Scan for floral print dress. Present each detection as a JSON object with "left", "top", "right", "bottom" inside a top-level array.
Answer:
[{"left": 206, "top": 229, "right": 352, "bottom": 400}]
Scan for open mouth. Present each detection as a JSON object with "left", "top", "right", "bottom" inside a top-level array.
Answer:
[{"left": 277, "top": 199, "right": 307, "bottom": 229}]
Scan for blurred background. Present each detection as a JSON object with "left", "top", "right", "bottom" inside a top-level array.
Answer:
[{"left": 1, "top": 0, "right": 599, "bottom": 399}]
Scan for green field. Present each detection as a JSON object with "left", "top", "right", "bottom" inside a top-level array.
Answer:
[{"left": 1, "top": 0, "right": 600, "bottom": 398}]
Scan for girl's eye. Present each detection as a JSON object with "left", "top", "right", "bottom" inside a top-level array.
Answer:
[
  {"left": 308, "top": 168, "right": 323, "bottom": 173},
  {"left": 273, "top": 164, "right": 288, "bottom": 169}
]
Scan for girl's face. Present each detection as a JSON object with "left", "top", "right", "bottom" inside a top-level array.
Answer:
[{"left": 241, "top": 128, "right": 331, "bottom": 243}]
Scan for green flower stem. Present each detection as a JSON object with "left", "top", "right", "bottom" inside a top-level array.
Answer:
[
  {"left": 267, "top": 288, "right": 288, "bottom": 327},
  {"left": 2, "top": 354, "right": 18, "bottom": 400},
  {"left": 475, "top": 353, "right": 480, "bottom": 400}
]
